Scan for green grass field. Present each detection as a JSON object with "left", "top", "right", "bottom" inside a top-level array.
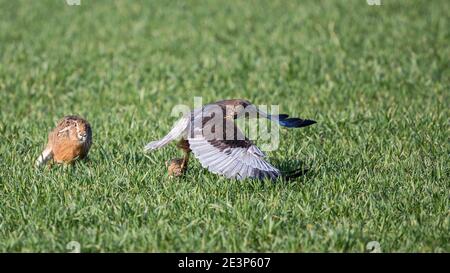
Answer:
[{"left": 0, "top": 0, "right": 448, "bottom": 252}]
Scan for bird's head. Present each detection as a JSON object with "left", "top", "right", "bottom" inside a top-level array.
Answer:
[{"left": 215, "top": 99, "right": 254, "bottom": 119}]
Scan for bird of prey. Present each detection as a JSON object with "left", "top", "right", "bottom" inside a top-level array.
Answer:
[
  {"left": 144, "top": 99, "right": 316, "bottom": 180},
  {"left": 36, "top": 115, "right": 92, "bottom": 166}
]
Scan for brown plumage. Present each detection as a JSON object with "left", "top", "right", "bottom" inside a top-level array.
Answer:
[{"left": 36, "top": 115, "right": 92, "bottom": 166}]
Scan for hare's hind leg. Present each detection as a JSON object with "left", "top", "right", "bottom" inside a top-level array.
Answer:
[{"left": 35, "top": 146, "right": 53, "bottom": 167}]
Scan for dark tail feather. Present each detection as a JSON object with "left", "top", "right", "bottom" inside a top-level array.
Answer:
[
  {"left": 272, "top": 114, "right": 289, "bottom": 120},
  {"left": 282, "top": 168, "right": 309, "bottom": 180},
  {"left": 280, "top": 118, "right": 316, "bottom": 128},
  {"left": 276, "top": 114, "right": 316, "bottom": 128}
]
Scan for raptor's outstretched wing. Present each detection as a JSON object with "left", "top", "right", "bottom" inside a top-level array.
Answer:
[
  {"left": 144, "top": 117, "right": 190, "bottom": 152},
  {"left": 188, "top": 117, "right": 281, "bottom": 180}
]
